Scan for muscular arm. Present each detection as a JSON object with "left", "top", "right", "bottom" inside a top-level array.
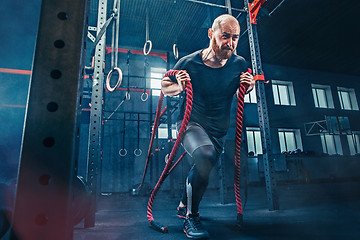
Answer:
[
  {"left": 161, "top": 70, "right": 191, "bottom": 97},
  {"left": 161, "top": 77, "right": 183, "bottom": 96}
]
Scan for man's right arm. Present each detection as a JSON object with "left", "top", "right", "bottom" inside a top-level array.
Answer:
[
  {"left": 161, "top": 76, "right": 183, "bottom": 96},
  {"left": 161, "top": 70, "right": 191, "bottom": 97}
]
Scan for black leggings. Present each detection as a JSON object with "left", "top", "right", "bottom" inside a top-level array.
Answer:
[{"left": 179, "top": 122, "right": 223, "bottom": 214}]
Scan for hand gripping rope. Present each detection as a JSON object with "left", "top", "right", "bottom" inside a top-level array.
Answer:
[{"left": 146, "top": 68, "right": 252, "bottom": 233}]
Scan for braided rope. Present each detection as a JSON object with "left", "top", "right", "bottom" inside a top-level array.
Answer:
[
  {"left": 234, "top": 68, "right": 252, "bottom": 229},
  {"left": 147, "top": 71, "right": 193, "bottom": 231},
  {"left": 234, "top": 83, "right": 247, "bottom": 215}
]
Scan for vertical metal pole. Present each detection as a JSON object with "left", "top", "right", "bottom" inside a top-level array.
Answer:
[
  {"left": 219, "top": 0, "right": 232, "bottom": 204},
  {"left": 11, "top": 0, "right": 89, "bottom": 239},
  {"left": 149, "top": 90, "right": 154, "bottom": 184},
  {"left": 219, "top": 150, "right": 227, "bottom": 204},
  {"left": 244, "top": 0, "right": 279, "bottom": 210},
  {"left": 85, "top": 0, "right": 108, "bottom": 228},
  {"left": 225, "top": 0, "right": 232, "bottom": 15}
]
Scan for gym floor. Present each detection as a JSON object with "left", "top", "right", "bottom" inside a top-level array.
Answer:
[{"left": 73, "top": 181, "right": 360, "bottom": 240}]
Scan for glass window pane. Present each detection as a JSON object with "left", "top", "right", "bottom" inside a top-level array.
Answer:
[
  {"left": 151, "top": 72, "right": 163, "bottom": 79},
  {"left": 325, "top": 135, "right": 336, "bottom": 155},
  {"left": 157, "top": 127, "right": 168, "bottom": 139},
  {"left": 278, "top": 85, "right": 290, "bottom": 105},
  {"left": 334, "top": 135, "right": 343, "bottom": 155},
  {"left": 317, "top": 89, "right": 328, "bottom": 108},
  {"left": 246, "top": 131, "right": 255, "bottom": 153},
  {"left": 347, "top": 135, "right": 356, "bottom": 155},
  {"left": 338, "top": 91, "right": 344, "bottom": 109},
  {"left": 320, "top": 135, "right": 327, "bottom": 153},
  {"left": 278, "top": 132, "right": 286, "bottom": 152},
  {"left": 250, "top": 86, "right": 257, "bottom": 103},
  {"left": 272, "top": 85, "right": 280, "bottom": 105},
  {"left": 152, "top": 89, "right": 161, "bottom": 96},
  {"left": 244, "top": 93, "right": 250, "bottom": 103},
  {"left": 172, "top": 129, "right": 177, "bottom": 139},
  {"left": 150, "top": 68, "right": 166, "bottom": 96},
  {"left": 341, "top": 91, "right": 352, "bottom": 110},
  {"left": 254, "top": 131, "right": 263, "bottom": 155},
  {"left": 151, "top": 78, "right": 161, "bottom": 89},
  {"left": 356, "top": 135, "right": 360, "bottom": 154},
  {"left": 312, "top": 88, "right": 319, "bottom": 107},
  {"left": 285, "top": 132, "right": 296, "bottom": 151}
]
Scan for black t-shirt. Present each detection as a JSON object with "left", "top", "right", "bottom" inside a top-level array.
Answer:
[{"left": 172, "top": 49, "right": 248, "bottom": 138}]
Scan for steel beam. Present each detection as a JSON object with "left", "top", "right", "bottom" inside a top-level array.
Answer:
[
  {"left": 244, "top": 0, "right": 279, "bottom": 210},
  {"left": 165, "top": 52, "right": 176, "bottom": 198},
  {"left": 10, "top": 0, "right": 89, "bottom": 239},
  {"left": 85, "top": 0, "right": 108, "bottom": 228},
  {"left": 225, "top": 0, "right": 233, "bottom": 15},
  {"left": 218, "top": 150, "right": 228, "bottom": 204}
]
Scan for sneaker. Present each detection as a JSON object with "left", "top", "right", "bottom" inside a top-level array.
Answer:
[
  {"left": 177, "top": 206, "right": 186, "bottom": 219},
  {"left": 183, "top": 213, "right": 209, "bottom": 239}
]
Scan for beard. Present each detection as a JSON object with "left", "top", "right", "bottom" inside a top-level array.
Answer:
[{"left": 211, "top": 40, "right": 235, "bottom": 60}]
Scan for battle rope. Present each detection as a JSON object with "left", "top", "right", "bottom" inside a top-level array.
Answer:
[
  {"left": 234, "top": 68, "right": 252, "bottom": 229},
  {"left": 147, "top": 70, "right": 193, "bottom": 233}
]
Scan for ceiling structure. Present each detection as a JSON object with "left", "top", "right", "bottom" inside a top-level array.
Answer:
[{"left": 90, "top": 0, "right": 358, "bottom": 76}]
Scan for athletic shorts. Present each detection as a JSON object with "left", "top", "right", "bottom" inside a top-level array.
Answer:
[{"left": 177, "top": 121, "right": 224, "bottom": 157}]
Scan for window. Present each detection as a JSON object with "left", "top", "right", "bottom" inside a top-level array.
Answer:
[
  {"left": 244, "top": 85, "right": 257, "bottom": 103},
  {"left": 272, "top": 80, "right": 296, "bottom": 106},
  {"left": 320, "top": 134, "right": 343, "bottom": 155},
  {"left": 157, "top": 123, "right": 177, "bottom": 139},
  {"left": 347, "top": 133, "right": 360, "bottom": 155},
  {"left": 150, "top": 67, "right": 166, "bottom": 96},
  {"left": 311, "top": 84, "right": 334, "bottom": 108},
  {"left": 326, "top": 116, "right": 351, "bottom": 134},
  {"left": 246, "top": 128, "right": 263, "bottom": 155},
  {"left": 278, "top": 129, "right": 303, "bottom": 152},
  {"left": 337, "top": 87, "right": 359, "bottom": 110}
]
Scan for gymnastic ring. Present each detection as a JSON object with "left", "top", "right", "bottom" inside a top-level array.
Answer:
[
  {"left": 134, "top": 149, "right": 142, "bottom": 157},
  {"left": 125, "top": 91, "right": 131, "bottom": 100},
  {"left": 143, "top": 40, "right": 152, "bottom": 56},
  {"left": 141, "top": 92, "right": 149, "bottom": 102},
  {"left": 173, "top": 44, "right": 179, "bottom": 60},
  {"left": 106, "top": 67, "right": 123, "bottom": 92},
  {"left": 119, "top": 149, "right": 127, "bottom": 156}
]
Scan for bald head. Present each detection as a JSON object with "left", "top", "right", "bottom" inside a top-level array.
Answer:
[
  {"left": 211, "top": 14, "right": 240, "bottom": 32},
  {"left": 207, "top": 14, "right": 240, "bottom": 60}
]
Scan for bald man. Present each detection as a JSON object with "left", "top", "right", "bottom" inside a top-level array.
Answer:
[{"left": 162, "top": 14, "right": 255, "bottom": 239}]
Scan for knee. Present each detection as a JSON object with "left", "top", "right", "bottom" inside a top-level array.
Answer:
[
  {"left": 192, "top": 145, "right": 218, "bottom": 177},
  {"left": 193, "top": 145, "right": 217, "bottom": 165}
]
